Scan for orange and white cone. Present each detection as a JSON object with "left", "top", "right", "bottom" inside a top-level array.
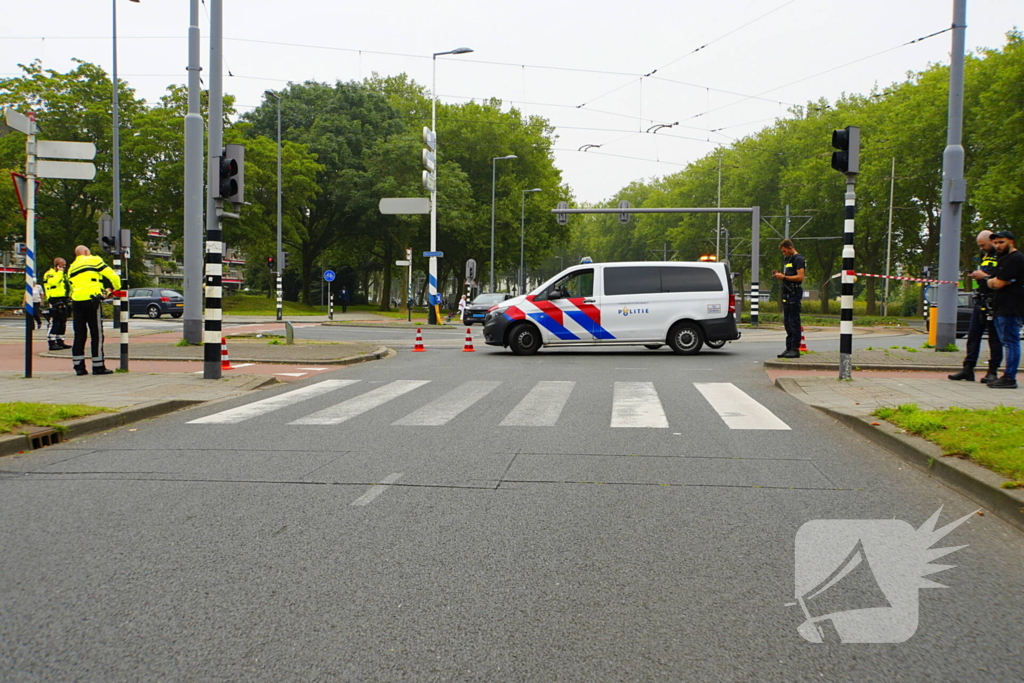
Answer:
[
  {"left": 462, "top": 327, "right": 475, "bottom": 352},
  {"left": 798, "top": 327, "right": 808, "bottom": 353},
  {"left": 220, "top": 337, "right": 235, "bottom": 370},
  {"left": 412, "top": 328, "right": 426, "bottom": 352}
]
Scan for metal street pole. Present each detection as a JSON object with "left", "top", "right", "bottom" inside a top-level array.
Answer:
[
  {"left": 935, "top": 0, "right": 967, "bottom": 350},
  {"left": 265, "top": 91, "right": 283, "bottom": 322},
  {"left": 111, "top": 0, "right": 139, "bottom": 332},
  {"left": 202, "top": 0, "right": 224, "bottom": 380},
  {"left": 430, "top": 47, "right": 473, "bottom": 322},
  {"left": 490, "top": 154, "right": 517, "bottom": 291},
  {"left": 716, "top": 152, "right": 722, "bottom": 258},
  {"left": 884, "top": 156, "right": 896, "bottom": 317},
  {"left": 520, "top": 188, "right": 541, "bottom": 294},
  {"left": 183, "top": 0, "right": 203, "bottom": 344}
]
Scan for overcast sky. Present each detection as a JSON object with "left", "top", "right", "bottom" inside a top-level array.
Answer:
[{"left": 1, "top": 0, "right": 1018, "bottom": 203}]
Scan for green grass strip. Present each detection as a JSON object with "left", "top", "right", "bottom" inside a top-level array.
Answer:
[
  {"left": 873, "top": 403, "right": 1024, "bottom": 483},
  {"left": 0, "top": 402, "right": 112, "bottom": 434}
]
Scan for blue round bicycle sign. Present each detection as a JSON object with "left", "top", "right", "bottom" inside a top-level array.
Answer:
[{"left": 323, "top": 269, "right": 336, "bottom": 282}]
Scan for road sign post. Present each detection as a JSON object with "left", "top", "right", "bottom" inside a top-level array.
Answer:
[{"left": 324, "top": 269, "right": 335, "bottom": 320}]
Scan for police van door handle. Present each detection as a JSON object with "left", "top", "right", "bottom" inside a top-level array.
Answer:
[{"left": 583, "top": 298, "right": 595, "bottom": 304}]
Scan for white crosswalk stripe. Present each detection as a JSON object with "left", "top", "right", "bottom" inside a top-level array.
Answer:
[
  {"left": 500, "top": 381, "right": 575, "bottom": 426},
  {"left": 611, "top": 381, "right": 669, "bottom": 428},
  {"left": 394, "top": 381, "right": 501, "bottom": 426},
  {"left": 189, "top": 379, "right": 790, "bottom": 431},
  {"left": 290, "top": 380, "right": 430, "bottom": 425},
  {"left": 694, "top": 382, "right": 791, "bottom": 430},
  {"left": 188, "top": 379, "right": 360, "bottom": 424}
]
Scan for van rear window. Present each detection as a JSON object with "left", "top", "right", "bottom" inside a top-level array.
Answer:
[{"left": 604, "top": 266, "right": 723, "bottom": 295}]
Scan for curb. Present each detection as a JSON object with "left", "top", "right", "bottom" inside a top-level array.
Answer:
[
  {"left": 37, "top": 345, "right": 392, "bottom": 366},
  {"left": 775, "top": 377, "right": 1024, "bottom": 533},
  {"left": 764, "top": 360, "right": 962, "bottom": 372}
]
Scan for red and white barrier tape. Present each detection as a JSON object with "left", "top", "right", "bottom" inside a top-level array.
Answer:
[{"left": 831, "top": 271, "right": 958, "bottom": 285}]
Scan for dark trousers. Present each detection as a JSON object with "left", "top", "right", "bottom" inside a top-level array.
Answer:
[
  {"left": 71, "top": 298, "right": 106, "bottom": 368},
  {"left": 47, "top": 299, "right": 69, "bottom": 340},
  {"left": 963, "top": 304, "right": 1002, "bottom": 368},
  {"left": 783, "top": 301, "right": 802, "bottom": 351}
]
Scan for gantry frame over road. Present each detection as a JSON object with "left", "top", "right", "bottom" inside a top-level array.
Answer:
[{"left": 550, "top": 206, "right": 762, "bottom": 325}]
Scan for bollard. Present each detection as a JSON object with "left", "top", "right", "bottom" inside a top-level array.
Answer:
[
  {"left": 928, "top": 305, "right": 939, "bottom": 347},
  {"left": 284, "top": 321, "right": 295, "bottom": 345}
]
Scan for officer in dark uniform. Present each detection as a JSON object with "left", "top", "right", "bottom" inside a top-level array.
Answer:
[
  {"left": 42, "top": 257, "right": 72, "bottom": 350},
  {"left": 949, "top": 230, "right": 1003, "bottom": 382},
  {"left": 67, "top": 245, "right": 121, "bottom": 376},
  {"left": 773, "top": 239, "right": 805, "bottom": 358}
]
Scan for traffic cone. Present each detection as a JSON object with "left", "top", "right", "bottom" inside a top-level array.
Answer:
[
  {"left": 412, "top": 328, "right": 426, "bottom": 352},
  {"left": 798, "top": 327, "right": 808, "bottom": 353},
  {"left": 220, "top": 337, "right": 235, "bottom": 370},
  {"left": 462, "top": 327, "right": 475, "bottom": 352}
]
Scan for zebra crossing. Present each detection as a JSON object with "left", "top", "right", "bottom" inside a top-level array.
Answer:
[{"left": 189, "top": 379, "right": 792, "bottom": 430}]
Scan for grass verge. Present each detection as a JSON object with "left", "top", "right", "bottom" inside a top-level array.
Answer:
[
  {"left": 0, "top": 402, "right": 112, "bottom": 434},
  {"left": 222, "top": 294, "right": 319, "bottom": 316},
  {"left": 873, "top": 403, "right": 1024, "bottom": 484}
]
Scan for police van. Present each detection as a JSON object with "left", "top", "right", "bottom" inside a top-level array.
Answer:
[{"left": 482, "top": 260, "right": 739, "bottom": 355}]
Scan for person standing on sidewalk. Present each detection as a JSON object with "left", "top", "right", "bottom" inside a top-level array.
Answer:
[
  {"left": 985, "top": 230, "right": 1024, "bottom": 389},
  {"left": 67, "top": 245, "right": 120, "bottom": 377},
  {"left": 42, "top": 257, "right": 72, "bottom": 351},
  {"left": 338, "top": 286, "right": 350, "bottom": 314},
  {"left": 949, "top": 230, "right": 1003, "bottom": 382},
  {"left": 773, "top": 239, "right": 805, "bottom": 358},
  {"left": 31, "top": 281, "right": 44, "bottom": 329}
]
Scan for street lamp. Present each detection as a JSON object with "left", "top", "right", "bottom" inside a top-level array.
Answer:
[
  {"left": 520, "top": 188, "right": 542, "bottom": 294},
  {"left": 490, "top": 154, "right": 517, "bottom": 291},
  {"left": 429, "top": 46, "right": 473, "bottom": 323},
  {"left": 112, "top": 0, "right": 140, "bottom": 326},
  {"left": 265, "top": 90, "right": 283, "bottom": 321}
]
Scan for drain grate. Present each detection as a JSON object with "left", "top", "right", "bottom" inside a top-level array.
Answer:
[{"left": 28, "top": 428, "right": 61, "bottom": 450}]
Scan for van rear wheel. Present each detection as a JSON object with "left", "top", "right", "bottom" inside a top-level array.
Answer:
[
  {"left": 668, "top": 322, "right": 703, "bottom": 355},
  {"left": 509, "top": 323, "right": 541, "bottom": 356}
]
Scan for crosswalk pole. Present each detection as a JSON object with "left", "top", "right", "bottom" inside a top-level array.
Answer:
[
  {"left": 112, "top": 257, "right": 121, "bottom": 330},
  {"left": 276, "top": 272, "right": 282, "bottom": 321},
  {"left": 203, "top": 203, "right": 224, "bottom": 380},
  {"left": 839, "top": 177, "right": 856, "bottom": 380}
]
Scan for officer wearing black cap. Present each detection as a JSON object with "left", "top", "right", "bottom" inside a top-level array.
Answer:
[{"left": 985, "top": 230, "right": 1024, "bottom": 389}]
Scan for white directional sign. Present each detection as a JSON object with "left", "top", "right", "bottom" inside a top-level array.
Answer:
[
  {"left": 395, "top": 260, "right": 411, "bottom": 266},
  {"left": 422, "top": 149, "right": 436, "bottom": 173},
  {"left": 2, "top": 108, "right": 31, "bottom": 135},
  {"left": 37, "top": 140, "right": 96, "bottom": 160},
  {"left": 36, "top": 159, "right": 96, "bottom": 180},
  {"left": 422, "top": 170, "right": 436, "bottom": 192},
  {"left": 422, "top": 126, "right": 436, "bottom": 151},
  {"left": 379, "top": 197, "right": 431, "bottom": 215}
]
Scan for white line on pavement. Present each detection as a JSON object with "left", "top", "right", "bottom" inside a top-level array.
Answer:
[
  {"left": 351, "top": 472, "right": 404, "bottom": 506},
  {"left": 611, "top": 381, "right": 669, "bottom": 428},
  {"left": 274, "top": 372, "right": 308, "bottom": 377},
  {"left": 188, "top": 379, "right": 360, "bottom": 424},
  {"left": 500, "top": 381, "right": 575, "bottom": 426},
  {"left": 230, "top": 363, "right": 255, "bottom": 368},
  {"left": 290, "top": 380, "right": 430, "bottom": 425},
  {"left": 394, "top": 380, "right": 501, "bottom": 425},
  {"left": 297, "top": 367, "right": 330, "bottom": 371},
  {"left": 694, "top": 383, "right": 791, "bottom": 430}
]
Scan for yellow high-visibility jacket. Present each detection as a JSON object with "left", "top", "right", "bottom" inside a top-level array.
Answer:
[
  {"left": 67, "top": 254, "right": 121, "bottom": 302},
  {"left": 43, "top": 267, "right": 70, "bottom": 298}
]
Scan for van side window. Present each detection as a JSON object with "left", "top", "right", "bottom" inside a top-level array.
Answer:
[
  {"left": 661, "top": 266, "right": 723, "bottom": 293},
  {"left": 537, "top": 269, "right": 594, "bottom": 301},
  {"left": 604, "top": 266, "right": 661, "bottom": 296}
]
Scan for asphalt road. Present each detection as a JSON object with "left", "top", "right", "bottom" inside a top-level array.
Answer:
[{"left": 2, "top": 335, "right": 1022, "bottom": 681}]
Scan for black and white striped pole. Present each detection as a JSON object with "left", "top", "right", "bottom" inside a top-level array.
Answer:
[
  {"left": 831, "top": 126, "right": 860, "bottom": 380},
  {"left": 204, "top": 143, "right": 244, "bottom": 380},
  {"left": 750, "top": 206, "right": 760, "bottom": 326},
  {"left": 118, "top": 239, "right": 129, "bottom": 371},
  {"left": 276, "top": 272, "right": 283, "bottom": 321},
  {"left": 112, "top": 255, "right": 121, "bottom": 330}
]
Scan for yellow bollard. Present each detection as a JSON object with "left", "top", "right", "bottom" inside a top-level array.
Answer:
[{"left": 928, "top": 305, "right": 939, "bottom": 346}]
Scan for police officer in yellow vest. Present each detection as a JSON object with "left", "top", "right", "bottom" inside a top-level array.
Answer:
[
  {"left": 42, "top": 257, "right": 72, "bottom": 351},
  {"left": 67, "top": 245, "right": 121, "bottom": 376},
  {"left": 950, "top": 230, "right": 1004, "bottom": 382}
]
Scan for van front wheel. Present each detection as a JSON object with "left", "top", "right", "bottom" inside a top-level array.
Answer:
[
  {"left": 668, "top": 322, "right": 703, "bottom": 355},
  {"left": 509, "top": 323, "right": 541, "bottom": 356}
]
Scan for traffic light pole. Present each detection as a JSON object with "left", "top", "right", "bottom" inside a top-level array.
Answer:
[
  {"left": 118, "top": 250, "right": 128, "bottom": 371},
  {"left": 203, "top": 0, "right": 224, "bottom": 380},
  {"left": 839, "top": 176, "right": 856, "bottom": 381}
]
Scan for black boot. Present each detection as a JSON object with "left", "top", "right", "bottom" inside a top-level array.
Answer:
[
  {"left": 58, "top": 341, "right": 72, "bottom": 350},
  {"left": 947, "top": 364, "right": 975, "bottom": 381},
  {"left": 74, "top": 363, "right": 88, "bottom": 376},
  {"left": 980, "top": 362, "right": 1000, "bottom": 384},
  {"left": 92, "top": 365, "right": 114, "bottom": 375},
  {"left": 48, "top": 341, "right": 59, "bottom": 351}
]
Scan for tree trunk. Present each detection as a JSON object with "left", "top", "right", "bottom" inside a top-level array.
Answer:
[{"left": 379, "top": 240, "right": 393, "bottom": 311}]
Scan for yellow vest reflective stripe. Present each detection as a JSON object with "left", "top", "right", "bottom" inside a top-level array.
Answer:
[
  {"left": 43, "top": 268, "right": 70, "bottom": 298},
  {"left": 67, "top": 255, "right": 121, "bottom": 301}
]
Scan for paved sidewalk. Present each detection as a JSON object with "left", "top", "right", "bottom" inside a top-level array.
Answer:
[
  {"left": 764, "top": 346, "right": 989, "bottom": 372},
  {"left": 38, "top": 340, "right": 384, "bottom": 364}
]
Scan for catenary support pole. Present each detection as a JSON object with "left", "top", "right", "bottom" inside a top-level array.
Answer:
[
  {"left": 203, "top": 0, "right": 223, "bottom": 380},
  {"left": 884, "top": 156, "right": 896, "bottom": 317},
  {"left": 274, "top": 92, "right": 283, "bottom": 322},
  {"left": 839, "top": 177, "right": 857, "bottom": 380},
  {"left": 183, "top": 0, "right": 204, "bottom": 344},
  {"left": 935, "top": 0, "right": 967, "bottom": 350}
]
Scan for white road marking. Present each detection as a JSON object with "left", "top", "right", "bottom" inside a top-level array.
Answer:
[
  {"left": 500, "top": 381, "right": 575, "bottom": 426},
  {"left": 188, "top": 379, "right": 360, "bottom": 424},
  {"left": 297, "top": 367, "right": 330, "bottom": 371},
  {"left": 229, "top": 363, "right": 255, "bottom": 368},
  {"left": 611, "top": 381, "right": 669, "bottom": 428},
  {"left": 694, "top": 383, "right": 791, "bottom": 430},
  {"left": 274, "top": 372, "right": 308, "bottom": 377},
  {"left": 351, "top": 473, "right": 404, "bottom": 506},
  {"left": 394, "top": 381, "right": 501, "bottom": 426},
  {"left": 290, "top": 380, "right": 430, "bottom": 425}
]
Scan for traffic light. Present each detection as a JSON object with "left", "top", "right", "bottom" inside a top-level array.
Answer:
[
  {"left": 280, "top": 251, "right": 289, "bottom": 270},
  {"left": 214, "top": 143, "right": 245, "bottom": 203},
  {"left": 98, "top": 213, "right": 117, "bottom": 254},
  {"left": 830, "top": 126, "right": 860, "bottom": 175},
  {"left": 266, "top": 255, "right": 275, "bottom": 270}
]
